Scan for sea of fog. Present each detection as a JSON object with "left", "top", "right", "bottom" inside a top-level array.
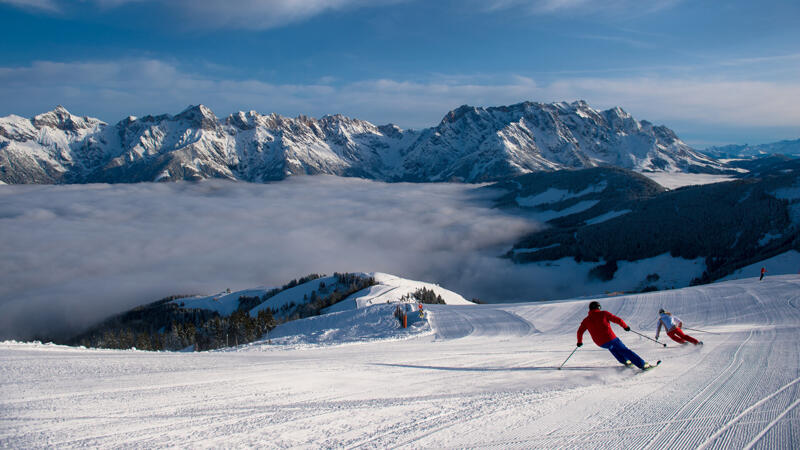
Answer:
[{"left": 0, "top": 176, "right": 595, "bottom": 340}]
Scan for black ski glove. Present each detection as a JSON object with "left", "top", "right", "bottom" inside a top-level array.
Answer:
[
  {"left": 576, "top": 342, "right": 583, "bottom": 347},
  {"left": 624, "top": 327, "right": 631, "bottom": 331}
]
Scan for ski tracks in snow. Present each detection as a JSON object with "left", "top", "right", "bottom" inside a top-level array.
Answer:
[
  {"left": 427, "top": 305, "right": 537, "bottom": 340},
  {"left": 699, "top": 376, "right": 800, "bottom": 449},
  {"left": 2, "top": 276, "right": 800, "bottom": 448}
]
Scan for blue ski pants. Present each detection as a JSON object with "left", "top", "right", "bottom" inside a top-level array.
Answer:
[{"left": 600, "top": 338, "right": 645, "bottom": 369}]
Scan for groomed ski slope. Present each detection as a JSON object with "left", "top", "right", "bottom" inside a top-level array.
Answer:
[{"left": 2, "top": 275, "right": 799, "bottom": 448}]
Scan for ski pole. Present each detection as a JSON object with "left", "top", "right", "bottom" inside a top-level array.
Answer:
[
  {"left": 629, "top": 328, "right": 667, "bottom": 347},
  {"left": 683, "top": 327, "right": 719, "bottom": 335},
  {"left": 558, "top": 346, "right": 580, "bottom": 370}
]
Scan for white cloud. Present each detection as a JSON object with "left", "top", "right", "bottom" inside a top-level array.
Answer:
[
  {"left": 193, "top": 0, "right": 407, "bottom": 30},
  {"left": 478, "top": 0, "right": 683, "bottom": 15},
  {"left": 548, "top": 77, "right": 800, "bottom": 127},
  {"left": 0, "top": 0, "right": 59, "bottom": 12},
  {"left": 6, "top": 0, "right": 683, "bottom": 27},
  {"left": 1, "top": 58, "right": 799, "bottom": 135},
  {"left": 480, "top": 0, "right": 588, "bottom": 13},
  {"left": 529, "top": 0, "right": 591, "bottom": 13},
  {"left": 89, "top": 0, "right": 146, "bottom": 6},
  {"left": 4, "top": 0, "right": 406, "bottom": 29},
  {"left": 576, "top": 34, "right": 654, "bottom": 49}
]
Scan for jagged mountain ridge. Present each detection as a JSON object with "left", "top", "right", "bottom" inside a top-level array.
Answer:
[{"left": 0, "top": 101, "right": 726, "bottom": 184}]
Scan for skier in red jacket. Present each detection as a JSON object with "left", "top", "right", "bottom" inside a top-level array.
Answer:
[{"left": 577, "top": 301, "right": 654, "bottom": 370}]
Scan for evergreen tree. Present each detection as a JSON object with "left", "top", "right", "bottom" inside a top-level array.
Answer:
[
  {"left": 135, "top": 332, "right": 152, "bottom": 351},
  {"left": 164, "top": 323, "right": 182, "bottom": 350}
]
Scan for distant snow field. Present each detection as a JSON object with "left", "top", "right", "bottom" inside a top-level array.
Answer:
[
  {"left": 722, "top": 250, "right": 800, "bottom": 281},
  {"left": 516, "top": 252, "right": 707, "bottom": 295},
  {"left": 639, "top": 172, "right": 737, "bottom": 189},
  {"left": 2, "top": 275, "right": 799, "bottom": 448}
]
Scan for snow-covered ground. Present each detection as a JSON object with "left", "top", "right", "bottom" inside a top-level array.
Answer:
[
  {"left": 2, "top": 275, "right": 799, "bottom": 448},
  {"left": 507, "top": 252, "right": 707, "bottom": 295},
  {"left": 169, "top": 272, "right": 473, "bottom": 320},
  {"left": 722, "top": 250, "right": 800, "bottom": 281},
  {"left": 638, "top": 172, "right": 738, "bottom": 189}
]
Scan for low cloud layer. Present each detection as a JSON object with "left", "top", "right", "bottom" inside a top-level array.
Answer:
[{"left": 0, "top": 177, "right": 601, "bottom": 341}]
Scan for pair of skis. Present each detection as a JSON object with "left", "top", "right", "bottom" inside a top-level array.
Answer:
[
  {"left": 625, "top": 359, "right": 661, "bottom": 371},
  {"left": 556, "top": 356, "right": 661, "bottom": 371}
]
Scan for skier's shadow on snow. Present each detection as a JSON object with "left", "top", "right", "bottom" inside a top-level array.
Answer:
[{"left": 374, "top": 363, "right": 611, "bottom": 372}]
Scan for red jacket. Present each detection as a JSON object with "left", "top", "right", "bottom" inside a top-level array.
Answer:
[{"left": 577, "top": 310, "right": 629, "bottom": 346}]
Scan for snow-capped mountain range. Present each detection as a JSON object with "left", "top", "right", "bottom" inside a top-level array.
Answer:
[
  {"left": 702, "top": 138, "right": 800, "bottom": 159},
  {"left": 0, "top": 101, "right": 725, "bottom": 184}
]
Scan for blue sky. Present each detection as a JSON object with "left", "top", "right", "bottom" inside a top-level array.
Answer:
[{"left": 0, "top": 0, "right": 798, "bottom": 147}]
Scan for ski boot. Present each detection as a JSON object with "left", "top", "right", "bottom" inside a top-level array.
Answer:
[{"left": 641, "top": 360, "right": 661, "bottom": 371}]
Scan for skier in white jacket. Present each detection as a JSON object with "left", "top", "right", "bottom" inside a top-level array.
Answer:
[{"left": 656, "top": 309, "right": 701, "bottom": 345}]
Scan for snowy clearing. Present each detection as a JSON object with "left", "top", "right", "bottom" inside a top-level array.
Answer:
[
  {"left": 519, "top": 253, "right": 707, "bottom": 295},
  {"left": 2, "top": 275, "right": 799, "bottom": 448},
  {"left": 516, "top": 181, "right": 607, "bottom": 207},
  {"left": 584, "top": 209, "right": 632, "bottom": 225},
  {"left": 639, "top": 172, "right": 737, "bottom": 189},
  {"left": 516, "top": 199, "right": 600, "bottom": 223}
]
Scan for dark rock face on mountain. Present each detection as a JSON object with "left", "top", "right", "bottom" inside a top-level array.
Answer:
[
  {"left": 0, "top": 101, "right": 728, "bottom": 184},
  {"left": 497, "top": 165, "right": 800, "bottom": 285}
]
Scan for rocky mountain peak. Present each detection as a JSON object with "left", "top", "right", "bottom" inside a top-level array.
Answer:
[
  {"left": 174, "top": 104, "right": 218, "bottom": 130},
  {"left": 32, "top": 105, "right": 102, "bottom": 132},
  {"left": 377, "top": 124, "right": 404, "bottom": 139},
  {"left": 319, "top": 114, "right": 377, "bottom": 134},
  {"left": 606, "top": 105, "right": 630, "bottom": 118},
  {"left": 227, "top": 110, "right": 258, "bottom": 130},
  {"left": 441, "top": 104, "right": 483, "bottom": 125}
]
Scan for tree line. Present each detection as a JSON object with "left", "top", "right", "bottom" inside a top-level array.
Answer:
[{"left": 68, "top": 273, "right": 375, "bottom": 351}]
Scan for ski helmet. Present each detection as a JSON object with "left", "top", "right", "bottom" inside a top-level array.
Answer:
[
  {"left": 658, "top": 308, "right": 665, "bottom": 314},
  {"left": 589, "top": 301, "right": 601, "bottom": 310}
]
